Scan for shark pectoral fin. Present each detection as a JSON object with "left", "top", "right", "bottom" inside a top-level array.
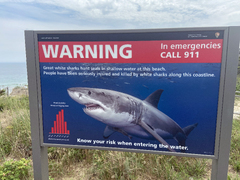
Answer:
[
  {"left": 139, "top": 121, "right": 176, "bottom": 152},
  {"left": 103, "top": 126, "right": 132, "bottom": 140},
  {"left": 114, "top": 128, "right": 132, "bottom": 140},
  {"left": 103, "top": 126, "right": 116, "bottom": 139}
]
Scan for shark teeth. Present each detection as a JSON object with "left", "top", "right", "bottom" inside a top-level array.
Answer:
[{"left": 85, "top": 103, "right": 103, "bottom": 111}]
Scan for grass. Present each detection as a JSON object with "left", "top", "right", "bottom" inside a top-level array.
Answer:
[
  {"left": 46, "top": 148, "right": 209, "bottom": 180},
  {"left": 88, "top": 150, "right": 208, "bottom": 180},
  {"left": 0, "top": 92, "right": 240, "bottom": 179},
  {"left": 235, "top": 72, "right": 240, "bottom": 92},
  {"left": 0, "top": 96, "right": 31, "bottom": 159},
  {"left": 0, "top": 96, "right": 29, "bottom": 112},
  {"left": 230, "top": 119, "right": 240, "bottom": 172}
]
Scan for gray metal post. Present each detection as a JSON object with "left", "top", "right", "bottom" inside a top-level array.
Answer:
[
  {"left": 211, "top": 27, "right": 240, "bottom": 180},
  {"left": 25, "top": 31, "right": 49, "bottom": 180}
]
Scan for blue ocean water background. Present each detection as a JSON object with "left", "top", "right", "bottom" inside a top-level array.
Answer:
[
  {"left": 0, "top": 62, "right": 28, "bottom": 91},
  {"left": 40, "top": 62, "right": 221, "bottom": 155}
]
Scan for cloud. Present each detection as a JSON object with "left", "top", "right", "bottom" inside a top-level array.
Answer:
[
  {"left": 0, "top": 0, "right": 240, "bottom": 62},
  {"left": 15, "top": 0, "right": 239, "bottom": 27},
  {"left": 0, "top": 2, "right": 109, "bottom": 62},
  {"left": 2, "top": 0, "right": 240, "bottom": 29}
]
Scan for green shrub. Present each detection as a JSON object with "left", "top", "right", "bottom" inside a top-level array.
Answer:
[
  {"left": 0, "top": 89, "right": 5, "bottom": 96},
  {"left": 0, "top": 103, "right": 4, "bottom": 112},
  {"left": 0, "top": 158, "right": 31, "bottom": 180}
]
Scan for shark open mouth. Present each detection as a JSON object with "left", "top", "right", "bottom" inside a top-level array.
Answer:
[{"left": 85, "top": 103, "right": 104, "bottom": 111}]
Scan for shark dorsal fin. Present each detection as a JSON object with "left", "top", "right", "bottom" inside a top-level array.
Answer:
[{"left": 144, "top": 89, "right": 164, "bottom": 108}]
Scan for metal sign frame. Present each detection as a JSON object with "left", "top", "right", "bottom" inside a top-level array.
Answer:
[{"left": 25, "top": 26, "right": 240, "bottom": 180}]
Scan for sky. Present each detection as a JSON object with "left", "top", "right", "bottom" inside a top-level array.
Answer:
[{"left": 0, "top": 0, "right": 240, "bottom": 63}]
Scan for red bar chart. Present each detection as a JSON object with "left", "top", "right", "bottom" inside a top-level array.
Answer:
[{"left": 50, "top": 109, "right": 70, "bottom": 134}]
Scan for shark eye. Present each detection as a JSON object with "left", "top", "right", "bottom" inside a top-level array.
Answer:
[
  {"left": 88, "top": 91, "right": 91, "bottom": 95},
  {"left": 78, "top": 93, "right": 82, "bottom": 98}
]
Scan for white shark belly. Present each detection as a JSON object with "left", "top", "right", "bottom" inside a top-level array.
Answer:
[{"left": 93, "top": 111, "right": 136, "bottom": 128}]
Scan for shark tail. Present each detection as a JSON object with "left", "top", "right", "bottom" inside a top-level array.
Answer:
[{"left": 175, "top": 123, "right": 198, "bottom": 152}]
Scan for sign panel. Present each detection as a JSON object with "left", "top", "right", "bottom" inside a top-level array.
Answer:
[{"left": 38, "top": 30, "right": 224, "bottom": 156}]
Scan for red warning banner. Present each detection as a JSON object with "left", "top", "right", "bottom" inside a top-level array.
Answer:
[{"left": 38, "top": 39, "right": 223, "bottom": 63}]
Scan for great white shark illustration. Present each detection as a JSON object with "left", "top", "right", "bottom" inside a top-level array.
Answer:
[{"left": 67, "top": 87, "right": 198, "bottom": 152}]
